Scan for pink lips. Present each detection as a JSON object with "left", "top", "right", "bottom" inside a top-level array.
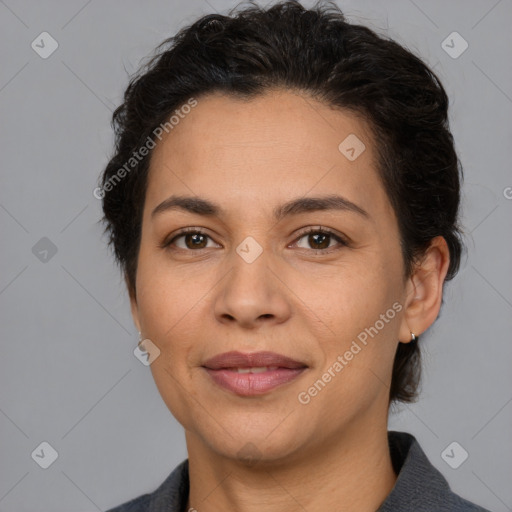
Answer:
[{"left": 202, "top": 351, "right": 307, "bottom": 396}]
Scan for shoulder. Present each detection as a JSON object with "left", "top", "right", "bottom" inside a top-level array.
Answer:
[
  {"left": 379, "top": 431, "right": 492, "bottom": 512},
  {"left": 105, "top": 459, "right": 189, "bottom": 512}
]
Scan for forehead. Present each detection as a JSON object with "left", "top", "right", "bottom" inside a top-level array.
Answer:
[{"left": 145, "top": 89, "right": 390, "bottom": 223}]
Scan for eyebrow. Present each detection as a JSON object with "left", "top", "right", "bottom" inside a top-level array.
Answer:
[{"left": 151, "top": 194, "right": 369, "bottom": 221}]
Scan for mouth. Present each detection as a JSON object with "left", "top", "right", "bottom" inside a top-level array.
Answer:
[{"left": 202, "top": 351, "right": 308, "bottom": 396}]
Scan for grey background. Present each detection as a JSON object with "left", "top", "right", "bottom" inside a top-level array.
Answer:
[{"left": 0, "top": 0, "right": 511, "bottom": 510}]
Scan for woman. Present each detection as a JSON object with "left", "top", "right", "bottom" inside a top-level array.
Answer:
[{"left": 99, "top": 1, "right": 491, "bottom": 510}]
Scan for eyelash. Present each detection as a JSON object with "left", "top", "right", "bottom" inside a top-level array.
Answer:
[{"left": 161, "top": 226, "right": 349, "bottom": 255}]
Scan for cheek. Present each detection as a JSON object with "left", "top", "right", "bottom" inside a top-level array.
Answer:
[
  {"left": 135, "top": 249, "right": 208, "bottom": 341},
  {"left": 135, "top": 261, "right": 203, "bottom": 424},
  {"left": 291, "top": 257, "right": 397, "bottom": 335},
  {"left": 299, "top": 259, "right": 402, "bottom": 387}
]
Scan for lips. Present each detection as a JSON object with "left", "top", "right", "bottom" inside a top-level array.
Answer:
[
  {"left": 203, "top": 351, "right": 307, "bottom": 370},
  {"left": 202, "top": 351, "right": 308, "bottom": 396}
]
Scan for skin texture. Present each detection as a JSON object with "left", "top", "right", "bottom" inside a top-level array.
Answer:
[{"left": 129, "top": 89, "right": 450, "bottom": 512}]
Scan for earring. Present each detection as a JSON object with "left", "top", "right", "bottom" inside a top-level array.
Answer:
[
  {"left": 410, "top": 332, "right": 417, "bottom": 342},
  {"left": 138, "top": 331, "right": 142, "bottom": 343}
]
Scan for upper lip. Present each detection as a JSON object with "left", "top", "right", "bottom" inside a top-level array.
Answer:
[{"left": 203, "top": 351, "right": 307, "bottom": 370}]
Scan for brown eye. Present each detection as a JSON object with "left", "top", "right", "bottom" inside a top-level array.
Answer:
[
  {"left": 181, "top": 232, "right": 209, "bottom": 249},
  {"left": 164, "top": 229, "right": 218, "bottom": 251},
  {"left": 293, "top": 228, "right": 348, "bottom": 253},
  {"left": 306, "top": 232, "right": 330, "bottom": 250}
]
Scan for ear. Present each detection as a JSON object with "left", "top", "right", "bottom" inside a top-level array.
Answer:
[
  {"left": 125, "top": 274, "right": 141, "bottom": 333},
  {"left": 398, "top": 236, "right": 450, "bottom": 343}
]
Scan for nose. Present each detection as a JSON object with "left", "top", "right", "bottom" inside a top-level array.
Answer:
[{"left": 213, "top": 248, "right": 292, "bottom": 330}]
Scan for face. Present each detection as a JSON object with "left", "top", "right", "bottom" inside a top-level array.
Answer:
[{"left": 130, "top": 89, "right": 415, "bottom": 464}]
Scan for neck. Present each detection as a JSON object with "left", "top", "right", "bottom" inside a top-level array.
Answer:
[{"left": 185, "top": 419, "right": 397, "bottom": 512}]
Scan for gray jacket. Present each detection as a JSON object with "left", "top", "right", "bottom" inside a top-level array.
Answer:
[{"left": 106, "top": 431, "right": 492, "bottom": 511}]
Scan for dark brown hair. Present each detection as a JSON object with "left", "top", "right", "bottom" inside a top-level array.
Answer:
[{"left": 99, "top": 0, "right": 464, "bottom": 403}]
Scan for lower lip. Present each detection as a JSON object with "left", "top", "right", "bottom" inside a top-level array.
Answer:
[{"left": 204, "top": 368, "right": 306, "bottom": 396}]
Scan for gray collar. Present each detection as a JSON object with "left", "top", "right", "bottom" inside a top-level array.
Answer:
[{"left": 108, "top": 431, "right": 490, "bottom": 511}]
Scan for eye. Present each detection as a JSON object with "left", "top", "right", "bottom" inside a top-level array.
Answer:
[
  {"left": 292, "top": 227, "right": 348, "bottom": 254},
  {"left": 161, "top": 226, "right": 349, "bottom": 254},
  {"left": 162, "top": 228, "right": 219, "bottom": 251}
]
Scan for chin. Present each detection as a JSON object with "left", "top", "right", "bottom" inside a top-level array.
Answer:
[{"left": 199, "top": 422, "right": 309, "bottom": 466}]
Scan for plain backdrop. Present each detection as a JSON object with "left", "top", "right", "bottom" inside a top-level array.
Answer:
[{"left": 0, "top": 1, "right": 511, "bottom": 511}]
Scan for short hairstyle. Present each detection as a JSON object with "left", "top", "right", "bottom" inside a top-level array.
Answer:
[{"left": 99, "top": 0, "right": 464, "bottom": 404}]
